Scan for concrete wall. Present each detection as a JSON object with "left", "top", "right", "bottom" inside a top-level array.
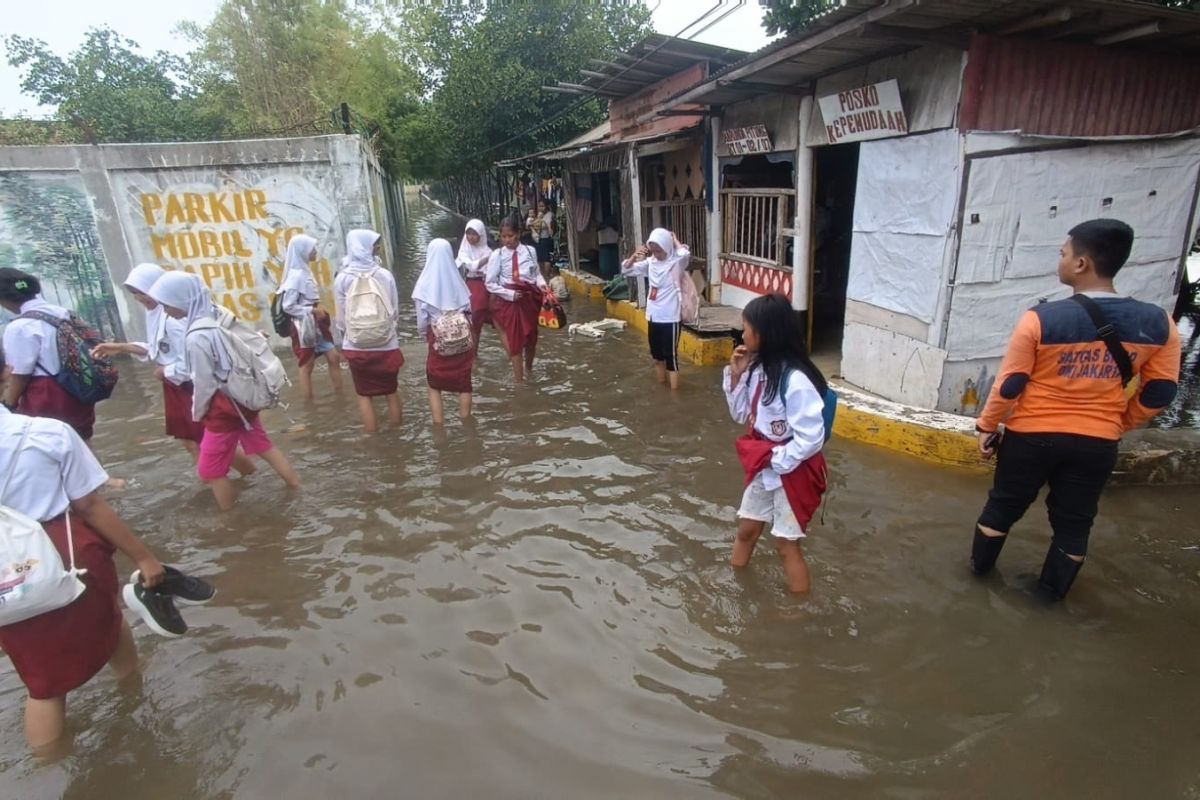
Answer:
[{"left": 0, "top": 135, "right": 401, "bottom": 342}]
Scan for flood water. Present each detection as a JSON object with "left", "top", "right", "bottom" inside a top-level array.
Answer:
[{"left": 3, "top": 199, "right": 1199, "bottom": 799}]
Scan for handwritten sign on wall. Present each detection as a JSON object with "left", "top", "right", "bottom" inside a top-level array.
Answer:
[{"left": 817, "top": 79, "right": 908, "bottom": 145}]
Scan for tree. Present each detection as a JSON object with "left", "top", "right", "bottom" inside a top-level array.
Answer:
[
  {"left": 396, "top": 0, "right": 653, "bottom": 181},
  {"left": 4, "top": 28, "right": 226, "bottom": 143}
]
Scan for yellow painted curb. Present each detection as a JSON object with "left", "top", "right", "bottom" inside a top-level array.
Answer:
[
  {"left": 562, "top": 270, "right": 734, "bottom": 367},
  {"left": 832, "top": 385, "right": 989, "bottom": 473}
]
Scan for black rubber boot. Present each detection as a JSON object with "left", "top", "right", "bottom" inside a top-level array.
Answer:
[
  {"left": 970, "top": 526, "right": 1007, "bottom": 575},
  {"left": 1037, "top": 545, "right": 1084, "bottom": 600}
]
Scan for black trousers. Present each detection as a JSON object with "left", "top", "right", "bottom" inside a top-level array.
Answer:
[{"left": 977, "top": 431, "right": 1119, "bottom": 556}]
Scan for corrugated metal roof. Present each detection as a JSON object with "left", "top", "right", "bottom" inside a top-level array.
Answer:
[
  {"left": 565, "top": 34, "right": 748, "bottom": 100},
  {"left": 961, "top": 35, "right": 1200, "bottom": 136},
  {"left": 650, "top": 0, "right": 1200, "bottom": 117}
]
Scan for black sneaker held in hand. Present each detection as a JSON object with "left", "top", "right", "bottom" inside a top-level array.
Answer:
[
  {"left": 122, "top": 583, "right": 187, "bottom": 638},
  {"left": 131, "top": 565, "right": 216, "bottom": 606}
]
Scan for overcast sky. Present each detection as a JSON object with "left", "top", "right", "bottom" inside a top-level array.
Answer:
[{"left": 0, "top": 0, "right": 778, "bottom": 118}]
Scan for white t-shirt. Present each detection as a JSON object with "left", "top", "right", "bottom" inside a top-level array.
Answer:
[
  {"left": 0, "top": 407, "right": 109, "bottom": 522},
  {"left": 333, "top": 266, "right": 400, "bottom": 352},
  {"left": 723, "top": 365, "right": 825, "bottom": 491},
  {"left": 621, "top": 247, "right": 691, "bottom": 324},
  {"left": 538, "top": 212, "right": 554, "bottom": 240},
  {"left": 2, "top": 298, "right": 69, "bottom": 376}
]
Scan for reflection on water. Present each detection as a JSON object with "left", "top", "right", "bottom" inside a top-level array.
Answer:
[
  {"left": 1153, "top": 315, "right": 1199, "bottom": 429},
  {"left": 2, "top": 199, "right": 1199, "bottom": 799}
]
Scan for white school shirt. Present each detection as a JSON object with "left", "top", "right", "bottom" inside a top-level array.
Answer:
[
  {"left": 724, "top": 365, "right": 825, "bottom": 491},
  {"left": 485, "top": 245, "right": 548, "bottom": 302},
  {"left": 415, "top": 300, "right": 470, "bottom": 337},
  {"left": 183, "top": 326, "right": 230, "bottom": 421},
  {"left": 2, "top": 298, "right": 69, "bottom": 376},
  {"left": 621, "top": 248, "right": 691, "bottom": 324},
  {"left": 0, "top": 406, "right": 109, "bottom": 522},
  {"left": 456, "top": 248, "right": 492, "bottom": 279},
  {"left": 132, "top": 312, "right": 189, "bottom": 385},
  {"left": 333, "top": 266, "right": 400, "bottom": 352},
  {"left": 538, "top": 212, "right": 555, "bottom": 241}
]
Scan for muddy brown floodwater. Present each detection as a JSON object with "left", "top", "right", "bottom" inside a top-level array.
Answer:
[{"left": 3, "top": 199, "right": 1199, "bottom": 799}]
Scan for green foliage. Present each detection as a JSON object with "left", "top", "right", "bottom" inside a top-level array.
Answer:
[{"left": 4, "top": 28, "right": 224, "bottom": 143}]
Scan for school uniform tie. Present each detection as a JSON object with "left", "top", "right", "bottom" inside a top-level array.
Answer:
[{"left": 512, "top": 250, "right": 520, "bottom": 284}]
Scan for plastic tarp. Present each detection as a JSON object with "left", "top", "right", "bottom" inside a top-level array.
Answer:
[
  {"left": 946, "top": 137, "right": 1200, "bottom": 359},
  {"left": 846, "top": 129, "right": 961, "bottom": 323}
]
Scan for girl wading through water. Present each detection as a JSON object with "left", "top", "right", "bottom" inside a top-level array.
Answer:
[
  {"left": 455, "top": 219, "right": 494, "bottom": 355},
  {"left": 621, "top": 228, "right": 690, "bottom": 390},
  {"left": 724, "top": 294, "right": 830, "bottom": 594},
  {"left": 149, "top": 272, "right": 301, "bottom": 510},
  {"left": 0, "top": 351, "right": 168, "bottom": 753},
  {"left": 485, "top": 214, "right": 548, "bottom": 384},
  {"left": 334, "top": 229, "right": 404, "bottom": 433},
  {"left": 92, "top": 263, "right": 256, "bottom": 477},
  {"left": 279, "top": 234, "right": 343, "bottom": 400},
  {"left": 414, "top": 238, "right": 475, "bottom": 425}
]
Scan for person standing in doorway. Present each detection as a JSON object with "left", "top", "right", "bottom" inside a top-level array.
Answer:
[
  {"left": 334, "top": 229, "right": 404, "bottom": 433},
  {"left": 533, "top": 199, "right": 556, "bottom": 279},
  {"left": 485, "top": 215, "right": 547, "bottom": 384},
  {"left": 620, "top": 228, "right": 690, "bottom": 390},
  {"left": 971, "top": 219, "right": 1181, "bottom": 599},
  {"left": 280, "top": 234, "right": 343, "bottom": 400}
]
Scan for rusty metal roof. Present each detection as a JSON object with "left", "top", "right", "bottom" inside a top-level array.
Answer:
[{"left": 649, "top": 0, "right": 1200, "bottom": 118}]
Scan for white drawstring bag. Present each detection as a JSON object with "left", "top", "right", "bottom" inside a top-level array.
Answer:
[{"left": 0, "top": 421, "right": 87, "bottom": 626}]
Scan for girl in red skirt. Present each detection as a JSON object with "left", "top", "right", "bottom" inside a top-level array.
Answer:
[
  {"left": 484, "top": 215, "right": 548, "bottom": 384},
  {"left": 0, "top": 268, "right": 98, "bottom": 439},
  {"left": 149, "top": 272, "right": 301, "bottom": 510},
  {"left": 0, "top": 393, "right": 167, "bottom": 751},
  {"left": 280, "top": 234, "right": 343, "bottom": 400},
  {"left": 455, "top": 219, "right": 494, "bottom": 355},
  {"left": 724, "top": 294, "right": 830, "bottom": 594},
  {"left": 414, "top": 238, "right": 475, "bottom": 425},
  {"left": 91, "top": 264, "right": 256, "bottom": 477},
  {"left": 333, "top": 229, "right": 404, "bottom": 433}
]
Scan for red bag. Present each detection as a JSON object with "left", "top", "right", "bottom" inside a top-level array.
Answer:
[{"left": 538, "top": 288, "right": 567, "bottom": 330}]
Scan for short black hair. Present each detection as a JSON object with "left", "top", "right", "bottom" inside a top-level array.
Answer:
[
  {"left": 1067, "top": 219, "right": 1134, "bottom": 279},
  {"left": 0, "top": 268, "right": 41, "bottom": 304}
]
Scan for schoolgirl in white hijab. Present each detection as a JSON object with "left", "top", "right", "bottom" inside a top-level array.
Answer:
[
  {"left": 414, "top": 238, "right": 475, "bottom": 425},
  {"left": 148, "top": 271, "right": 300, "bottom": 511},
  {"left": 279, "top": 234, "right": 343, "bottom": 399},
  {"left": 455, "top": 219, "right": 495, "bottom": 354},
  {"left": 333, "top": 229, "right": 404, "bottom": 433},
  {"left": 93, "top": 265, "right": 255, "bottom": 473},
  {"left": 621, "top": 227, "right": 691, "bottom": 390}
]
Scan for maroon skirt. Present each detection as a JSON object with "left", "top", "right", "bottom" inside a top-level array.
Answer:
[
  {"left": 425, "top": 331, "right": 474, "bottom": 394},
  {"left": 163, "top": 379, "right": 205, "bottom": 443},
  {"left": 289, "top": 307, "right": 334, "bottom": 368},
  {"left": 0, "top": 514, "right": 121, "bottom": 700},
  {"left": 18, "top": 376, "right": 96, "bottom": 441},
  {"left": 466, "top": 278, "right": 493, "bottom": 342},
  {"left": 344, "top": 349, "right": 404, "bottom": 397},
  {"left": 491, "top": 290, "right": 541, "bottom": 357}
]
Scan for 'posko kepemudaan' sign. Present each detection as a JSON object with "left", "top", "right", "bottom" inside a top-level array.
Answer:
[{"left": 817, "top": 79, "right": 909, "bottom": 144}]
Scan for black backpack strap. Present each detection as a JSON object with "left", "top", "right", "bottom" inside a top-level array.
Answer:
[{"left": 1069, "top": 294, "right": 1134, "bottom": 387}]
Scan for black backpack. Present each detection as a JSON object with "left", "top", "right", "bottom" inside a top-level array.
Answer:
[{"left": 269, "top": 292, "right": 291, "bottom": 337}]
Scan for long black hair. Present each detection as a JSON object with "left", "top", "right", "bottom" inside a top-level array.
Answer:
[
  {"left": 0, "top": 268, "right": 41, "bottom": 305},
  {"left": 743, "top": 293, "right": 828, "bottom": 404}
]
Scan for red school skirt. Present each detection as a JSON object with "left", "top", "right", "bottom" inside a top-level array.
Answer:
[
  {"left": 490, "top": 289, "right": 541, "bottom": 357},
  {"left": 162, "top": 379, "right": 205, "bottom": 443},
  {"left": 289, "top": 307, "right": 335, "bottom": 368},
  {"left": 466, "top": 278, "right": 493, "bottom": 341},
  {"left": 0, "top": 514, "right": 121, "bottom": 699},
  {"left": 343, "top": 349, "right": 404, "bottom": 397},
  {"left": 425, "top": 330, "right": 474, "bottom": 394},
  {"left": 18, "top": 375, "right": 97, "bottom": 441}
]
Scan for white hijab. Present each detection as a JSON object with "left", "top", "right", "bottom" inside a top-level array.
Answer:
[
  {"left": 124, "top": 263, "right": 167, "bottom": 353},
  {"left": 279, "top": 234, "right": 319, "bottom": 301},
  {"left": 648, "top": 228, "right": 676, "bottom": 261},
  {"left": 148, "top": 271, "right": 229, "bottom": 373},
  {"left": 343, "top": 229, "right": 381, "bottom": 273},
  {"left": 413, "top": 238, "right": 471, "bottom": 312},
  {"left": 457, "top": 219, "right": 491, "bottom": 263}
]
